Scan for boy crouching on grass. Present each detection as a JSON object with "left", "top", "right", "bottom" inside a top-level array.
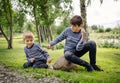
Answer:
[
  {"left": 23, "top": 31, "right": 52, "bottom": 69},
  {"left": 47, "top": 15, "right": 103, "bottom": 72}
]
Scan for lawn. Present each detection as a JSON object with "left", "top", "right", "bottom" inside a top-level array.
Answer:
[{"left": 0, "top": 37, "right": 120, "bottom": 83}]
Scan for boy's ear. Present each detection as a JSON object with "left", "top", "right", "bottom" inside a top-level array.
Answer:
[{"left": 80, "top": 24, "right": 83, "bottom": 27}]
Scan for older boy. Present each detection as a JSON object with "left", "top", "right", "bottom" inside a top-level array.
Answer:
[
  {"left": 47, "top": 15, "right": 103, "bottom": 72},
  {"left": 23, "top": 31, "right": 52, "bottom": 68}
]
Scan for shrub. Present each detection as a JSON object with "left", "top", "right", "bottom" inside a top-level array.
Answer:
[
  {"left": 55, "top": 43, "right": 64, "bottom": 49},
  {"left": 105, "top": 28, "right": 112, "bottom": 32},
  {"left": 98, "top": 28, "right": 104, "bottom": 33},
  {"left": 98, "top": 41, "right": 120, "bottom": 49},
  {"left": 56, "top": 26, "right": 66, "bottom": 35}
]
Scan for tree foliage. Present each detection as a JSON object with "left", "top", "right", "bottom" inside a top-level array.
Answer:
[
  {"left": 0, "top": 0, "right": 13, "bottom": 49},
  {"left": 18, "top": 0, "right": 72, "bottom": 43}
]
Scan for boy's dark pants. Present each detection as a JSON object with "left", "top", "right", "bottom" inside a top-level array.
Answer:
[
  {"left": 64, "top": 41, "right": 96, "bottom": 67},
  {"left": 23, "top": 60, "right": 48, "bottom": 68}
]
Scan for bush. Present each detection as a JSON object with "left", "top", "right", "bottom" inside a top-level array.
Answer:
[
  {"left": 112, "top": 27, "right": 120, "bottom": 34},
  {"left": 91, "top": 25, "right": 98, "bottom": 30},
  {"left": 99, "top": 41, "right": 120, "bottom": 49},
  {"left": 105, "top": 28, "right": 112, "bottom": 32},
  {"left": 98, "top": 28, "right": 104, "bottom": 33},
  {"left": 55, "top": 43, "right": 64, "bottom": 49},
  {"left": 56, "top": 26, "right": 66, "bottom": 35}
]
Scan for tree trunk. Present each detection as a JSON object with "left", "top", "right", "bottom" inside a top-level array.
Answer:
[
  {"left": 8, "top": 0, "right": 13, "bottom": 49},
  {"left": 43, "top": 27, "right": 47, "bottom": 41},
  {"left": 48, "top": 26, "right": 53, "bottom": 41},
  {"left": 0, "top": 25, "right": 9, "bottom": 42},
  {"left": 80, "top": 0, "right": 89, "bottom": 41},
  {"left": 8, "top": 40, "right": 12, "bottom": 49},
  {"left": 33, "top": 3, "right": 41, "bottom": 43},
  {"left": 3, "top": 0, "right": 13, "bottom": 49},
  {"left": 43, "top": 0, "right": 53, "bottom": 42},
  {"left": 40, "top": 26, "right": 46, "bottom": 42}
]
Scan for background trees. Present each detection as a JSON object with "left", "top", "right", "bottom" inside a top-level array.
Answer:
[
  {"left": 18, "top": 0, "right": 72, "bottom": 43},
  {"left": 0, "top": 0, "right": 13, "bottom": 49},
  {"left": 0, "top": 0, "right": 119, "bottom": 49},
  {"left": 0, "top": 0, "right": 72, "bottom": 48}
]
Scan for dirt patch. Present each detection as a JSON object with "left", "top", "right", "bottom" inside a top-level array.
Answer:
[{"left": 0, "top": 64, "right": 63, "bottom": 83}]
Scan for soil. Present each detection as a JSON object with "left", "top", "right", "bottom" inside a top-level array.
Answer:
[{"left": 0, "top": 64, "right": 63, "bottom": 83}]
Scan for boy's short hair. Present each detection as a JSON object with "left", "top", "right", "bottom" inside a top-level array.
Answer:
[
  {"left": 23, "top": 31, "right": 34, "bottom": 41},
  {"left": 70, "top": 15, "right": 83, "bottom": 26}
]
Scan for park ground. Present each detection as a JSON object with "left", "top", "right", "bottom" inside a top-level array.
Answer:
[{"left": 0, "top": 33, "right": 120, "bottom": 83}]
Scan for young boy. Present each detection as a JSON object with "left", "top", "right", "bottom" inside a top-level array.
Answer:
[
  {"left": 23, "top": 31, "right": 52, "bottom": 68},
  {"left": 53, "top": 29, "right": 85, "bottom": 71},
  {"left": 47, "top": 15, "right": 103, "bottom": 72}
]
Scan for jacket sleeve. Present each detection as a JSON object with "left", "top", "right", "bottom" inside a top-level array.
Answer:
[
  {"left": 50, "top": 29, "right": 67, "bottom": 46},
  {"left": 76, "top": 40, "right": 85, "bottom": 51},
  {"left": 24, "top": 48, "right": 30, "bottom": 61},
  {"left": 76, "top": 30, "right": 86, "bottom": 51},
  {"left": 36, "top": 44, "right": 50, "bottom": 59}
]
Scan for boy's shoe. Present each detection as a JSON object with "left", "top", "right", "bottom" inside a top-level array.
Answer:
[
  {"left": 80, "top": 60, "right": 94, "bottom": 72},
  {"left": 48, "top": 65, "right": 54, "bottom": 69},
  {"left": 92, "top": 65, "right": 103, "bottom": 71},
  {"left": 86, "top": 65, "right": 94, "bottom": 72}
]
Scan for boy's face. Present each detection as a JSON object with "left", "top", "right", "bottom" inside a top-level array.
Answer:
[
  {"left": 71, "top": 24, "right": 82, "bottom": 32},
  {"left": 24, "top": 37, "right": 34, "bottom": 48}
]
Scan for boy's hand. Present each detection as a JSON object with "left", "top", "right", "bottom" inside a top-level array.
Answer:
[
  {"left": 47, "top": 58, "right": 52, "bottom": 63},
  {"left": 81, "top": 28, "right": 86, "bottom": 41},
  {"left": 29, "top": 58, "right": 35, "bottom": 63},
  {"left": 46, "top": 44, "right": 51, "bottom": 49},
  {"left": 81, "top": 28, "right": 86, "bottom": 33}
]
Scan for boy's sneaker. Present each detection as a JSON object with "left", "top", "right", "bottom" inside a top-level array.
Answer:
[
  {"left": 48, "top": 65, "right": 54, "bottom": 69},
  {"left": 85, "top": 65, "right": 94, "bottom": 72},
  {"left": 92, "top": 65, "right": 103, "bottom": 71}
]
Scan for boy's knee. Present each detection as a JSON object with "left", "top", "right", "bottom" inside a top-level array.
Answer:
[
  {"left": 64, "top": 51, "right": 73, "bottom": 60},
  {"left": 89, "top": 41, "right": 96, "bottom": 46}
]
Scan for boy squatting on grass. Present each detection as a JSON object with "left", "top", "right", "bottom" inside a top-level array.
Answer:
[
  {"left": 53, "top": 28, "right": 85, "bottom": 71},
  {"left": 23, "top": 31, "right": 52, "bottom": 69},
  {"left": 47, "top": 15, "right": 103, "bottom": 72}
]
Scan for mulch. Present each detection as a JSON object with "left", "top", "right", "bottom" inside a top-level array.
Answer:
[{"left": 0, "top": 64, "right": 63, "bottom": 83}]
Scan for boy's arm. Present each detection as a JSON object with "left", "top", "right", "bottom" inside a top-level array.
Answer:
[
  {"left": 37, "top": 45, "right": 52, "bottom": 63},
  {"left": 49, "top": 29, "right": 67, "bottom": 46},
  {"left": 81, "top": 28, "right": 85, "bottom": 42},
  {"left": 76, "top": 28, "right": 86, "bottom": 51},
  {"left": 24, "top": 49, "right": 31, "bottom": 62},
  {"left": 35, "top": 44, "right": 50, "bottom": 59}
]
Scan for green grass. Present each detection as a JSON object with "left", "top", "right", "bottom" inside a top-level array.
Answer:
[{"left": 0, "top": 37, "right": 120, "bottom": 83}]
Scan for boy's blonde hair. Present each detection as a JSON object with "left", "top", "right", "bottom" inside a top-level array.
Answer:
[{"left": 23, "top": 31, "right": 34, "bottom": 41}]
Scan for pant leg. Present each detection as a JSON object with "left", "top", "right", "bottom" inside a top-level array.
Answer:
[
  {"left": 64, "top": 51, "right": 94, "bottom": 72},
  {"left": 75, "top": 41, "right": 96, "bottom": 65},
  {"left": 23, "top": 61, "right": 33, "bottom": 68},
  {"left": 64, "top": 51, "right": 90, "bottom": 67},
  {"left": 32, "top": 60, "right": 48, "bottom": 68}
]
